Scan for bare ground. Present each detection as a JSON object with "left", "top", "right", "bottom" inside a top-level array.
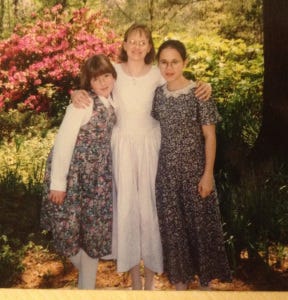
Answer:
[{"left": 11, "top": 247, "right": 288, "bottom": 291}]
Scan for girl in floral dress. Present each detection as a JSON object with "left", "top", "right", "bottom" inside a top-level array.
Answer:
[
  {"left": 41, "top": 54, "right": 117, "bottom": 289},
  {"left": 152, "top": 40, "right": 231, "bottom": 290}
]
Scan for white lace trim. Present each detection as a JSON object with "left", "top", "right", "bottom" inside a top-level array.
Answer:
[{"left": 163, "top": 80, "right": 197, "bottom": 98}]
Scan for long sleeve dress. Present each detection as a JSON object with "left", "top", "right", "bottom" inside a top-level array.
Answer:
[
  {"left": 41, "top": 92, "right": 116, "bottom": 259},
  {"left": 110, "top": 64, "right": 164, "bottom": 273},
  {"left": 151, "top": 82, "right": 231, "bottom": 286}
]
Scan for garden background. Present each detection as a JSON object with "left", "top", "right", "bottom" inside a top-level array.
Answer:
[{"left": 0, "top": 0, "right": 287, "bottom": 290}]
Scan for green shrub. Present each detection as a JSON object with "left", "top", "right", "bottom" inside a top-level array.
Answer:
[
  {"left": 0, "top": 126, "right": 55, "bottom": 238},
  {"left": 0, "top": 127, "right": 55, "bottom": 286},
  {"left": 217, "top": 159, "right": 288, "bottom": 268},
  {"left": 0, "top": 235, "right": 25, "bottom": 287},
  {"left": 0, "top": 109, "right": 52, "bottom": 142}
]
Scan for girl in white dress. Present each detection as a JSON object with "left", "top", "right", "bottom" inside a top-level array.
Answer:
[
  {"left": 72, "top": 24, "right": 212, "bottom": 290},
  {"left": 110, "top": 25, "right": 163, "bottom": 290}
]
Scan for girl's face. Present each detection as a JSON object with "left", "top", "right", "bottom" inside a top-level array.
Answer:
[
  {"left": 158, "top": 47, "right": 186, "bottom": 84},
  {"left": 90, "top": 73, "right": 115, "bottom": 98},
  {"left": 124, "top": 30, "right": 151, "bottom": 62}
]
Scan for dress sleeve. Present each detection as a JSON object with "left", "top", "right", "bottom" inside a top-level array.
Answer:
[
  {"left": 50, "top": 103, "right": 92, "bottom": 191},
  {"left": 151, "top": 87, "right": 160, "bottom": 120},
  {"left": 197, "top": 97, "right": 222, "bottom": 125}
]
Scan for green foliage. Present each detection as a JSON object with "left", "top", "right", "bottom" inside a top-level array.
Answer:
[
  {"left": 0, "top": 1, "right": 263, "bottom": 46},
  {"left": 0, "top": 235, "right": 25, "bottom": 287},
  {"left": 0, "top": 123, "right": 54, "bottom": 240},
  {"left": 217, "top": 159, "right": 288, "bottom": 268},
  {"left": 0, "top": 0, "right": 100, "bottom": 38},
  {"left": 0, "top": 126, "right": 54, "bottom": 286},
  {"left": 219, "top": 0, "right": 263, "bottom": 44},
  {"left": 99, "top": 0, "right": 262, "bottom": 45},
  {"left": 0, "top": 109, "right": 52, "bottom": 142},
  {"left": 164, "top": 35, "right": 264, "bottom": 162},
  {"left": 0, "top": 130, "right": 55, "bottom": 187}
]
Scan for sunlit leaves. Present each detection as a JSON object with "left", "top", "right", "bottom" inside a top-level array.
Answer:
[{"left": 181, "top": 35, "right": 263, "bottom": 149}]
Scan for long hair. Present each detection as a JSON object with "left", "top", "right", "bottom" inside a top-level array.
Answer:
[{"left": 118, "top": 23, "right": 155, "bottom": 64}]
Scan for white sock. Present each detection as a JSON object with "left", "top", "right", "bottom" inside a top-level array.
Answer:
[
  {"left": 69, "top": 250, "right": 81, "bottom": 270},
  {"left": 69, "top": 249, "right": 98, "bottom": 289},
  {"left": 79, "top": 249, "right": 98, "bottom": 289}
]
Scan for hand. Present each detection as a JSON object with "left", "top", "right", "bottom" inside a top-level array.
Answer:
[
  {"left": 71, "top": 90, "right": 91, "bottom": 108},
  {"left": 49, "top": 190, "right": 66, "bottom": 205},
  {"left": 195, "top": 81, "right": 212, "bottom": 101},
  {"left": 198, "top": 173, "right": 214, "bottom": 199}
]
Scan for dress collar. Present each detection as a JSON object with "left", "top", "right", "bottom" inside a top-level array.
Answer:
[{"left": 163, "top": 80, "right": 196, "bottom": 98}]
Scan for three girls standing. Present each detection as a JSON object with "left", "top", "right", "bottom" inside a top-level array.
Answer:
[
  {"left": 72, "top": 24, "right": 212, "bottom": 290},
  {"left": 44, "top": 23, "right": 230, "bottom": 290}
]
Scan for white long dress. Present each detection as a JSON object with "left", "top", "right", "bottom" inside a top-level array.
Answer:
[{"left": 111, "top": 64, "right": 164, "bottom": 273}]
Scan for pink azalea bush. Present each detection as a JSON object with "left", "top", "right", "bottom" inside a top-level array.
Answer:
[{"left": 0, "top": 5, "right": 121, "bottom": 114}]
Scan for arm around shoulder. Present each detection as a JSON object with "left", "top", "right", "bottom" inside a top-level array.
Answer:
[
  {"left": 71, "top": 89, "right": 91, "bottom": 108},
  {"left": 194, "top": 81, "right": 212, "bottom": 101}
]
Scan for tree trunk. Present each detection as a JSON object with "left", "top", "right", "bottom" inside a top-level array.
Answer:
[
  {"left": 13, "top": 0, "right": 19, "bottom": 17},
  {"left": 253, "top": 0, "right": 288, "bottom": 159},
  {"left": 0, "top": 0, "right": 4, "bottom": 37}
]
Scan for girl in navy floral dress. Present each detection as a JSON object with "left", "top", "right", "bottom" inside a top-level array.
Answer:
[
  {"left": 152, "top": 40, "right": 231, "bottom": 290},
  {"left": 41, "top": 54, "right": 117, "bottom": 289}
]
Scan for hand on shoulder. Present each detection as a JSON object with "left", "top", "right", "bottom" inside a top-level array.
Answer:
[
  {"left": 71, "top": 90, "right": 91, "bottom": 108},
  {"left": 194, "top": 81, "right": 212, "bottom": 101}
]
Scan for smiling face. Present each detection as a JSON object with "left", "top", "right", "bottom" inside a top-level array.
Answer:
[
  {"left": 123, "top": 29, "right": 152, "bottom": 62},
  {"left": 80, "top": 54, "right": 117, "bottom": 94},
  {"left": 90, "top": 73, "right": 115, "bottom": 98},
  {"left": 158, "top": 47, "right": 187, "bottom": 84}
]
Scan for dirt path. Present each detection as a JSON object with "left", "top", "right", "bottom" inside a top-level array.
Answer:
[{"left": 12, "top": 248, "right": 288, "bottom": 291}]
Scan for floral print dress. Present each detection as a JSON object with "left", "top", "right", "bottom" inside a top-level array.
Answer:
[
  {"left": 151, "top": 82, "right": 231, "bottom": 286},
  {"left": 41, "top": 92, "right": 116, "bottom": 259}
]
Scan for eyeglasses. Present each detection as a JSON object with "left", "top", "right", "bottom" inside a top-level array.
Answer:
[
  {"left": 127, "top": 39, "right": 148, "bottom": 47},
  {"left": 158, "top": 59, "right": 181, "bottom": 68}
]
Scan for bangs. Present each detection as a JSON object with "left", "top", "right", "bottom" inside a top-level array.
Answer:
[
  {"left": 132, "top": 28, "right": 149, "bottom": 39},
  {"left": 80, "top": 54, "right": 116, "bottom": 90},
  {"left": 90, "top": 61, "right": 114, "bottom": 78}
]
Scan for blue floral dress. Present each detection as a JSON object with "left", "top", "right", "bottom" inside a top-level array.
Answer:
[
  {"left": 41, "top": 92, "right": 116, "bottom": 259},
  {"left": 152, "top": 82, "right": 231, "bottom": 286}
]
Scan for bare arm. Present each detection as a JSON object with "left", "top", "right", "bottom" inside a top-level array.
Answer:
[
  {"left": 195, "top": 81, "right": 212, "bottom": 101},
  {"left": 71, "top": 90, "right": 91, "bottom": 108},
  {"left": 198, "top": 124, "right": 216, "bottom": 198}
]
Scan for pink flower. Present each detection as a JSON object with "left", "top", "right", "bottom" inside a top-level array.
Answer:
[
  {"left": 34, "top": 79, "right": 42, "bottom": 85},
  {"left": 0, "top": 6, "right": 121, "bottom": 113},
  {"left": 51, "top": 4, "right": 63, "bottom": 15}
]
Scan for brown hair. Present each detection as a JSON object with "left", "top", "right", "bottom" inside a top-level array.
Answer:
[
  {"left": 80, "top": 54, "right": 117, "bottom": 90},
  {"left": 118, "top": 23, "right": 155, "bottom": 64},
  {"left": 156, "top": 40, "right": 187, "bottom": 62}
]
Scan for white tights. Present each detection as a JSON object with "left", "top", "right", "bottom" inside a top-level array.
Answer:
[{"left": 69, "top": 249, "right": 99, "bottom": 289}]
